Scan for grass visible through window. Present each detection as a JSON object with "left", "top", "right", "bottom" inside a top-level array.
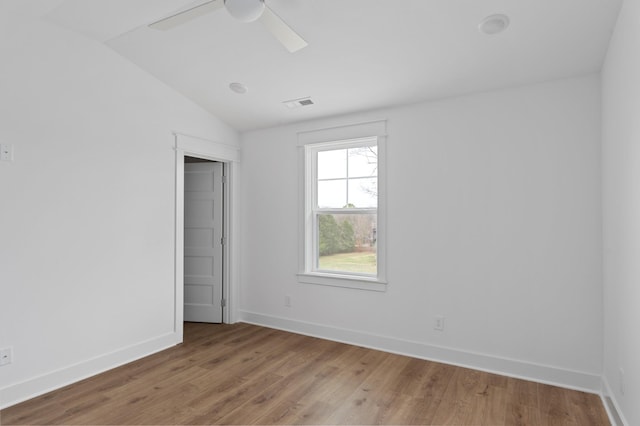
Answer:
[{"left": 318, "top": 250, "right": 376, "bottom": 274}]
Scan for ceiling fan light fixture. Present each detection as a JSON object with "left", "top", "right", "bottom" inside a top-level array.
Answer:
[{"left": 224, "top": 0, "right": 265, "bottom": 23}]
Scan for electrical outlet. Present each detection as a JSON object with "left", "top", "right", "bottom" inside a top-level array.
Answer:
[
  {"left": 434, "top": 316, "right": 445, "bottom": 331},
  {"left": 285, "top": 295, "right": 291, "bottom": 307},
  {"left": 619, "top": 367, "right": 625, "bottom": 395},
  {"left": 0, "top": 347, "right": 13, "bottom": 366}
]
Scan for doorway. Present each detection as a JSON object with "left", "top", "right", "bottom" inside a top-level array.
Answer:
[
  {"left": 174, "top": 132, "right": 239, "bottom": 340},
  {"left": 184, "top": 157, "right": 224, "bottom": 323}
]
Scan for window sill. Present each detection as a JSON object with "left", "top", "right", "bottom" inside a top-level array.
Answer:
[{"left": 297, "top": 273, "right": 387, "bottom": 292}]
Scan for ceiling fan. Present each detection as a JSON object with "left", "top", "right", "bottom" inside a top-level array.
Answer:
[{"left": 148, "top": 0, "right": 308, "bottom": 53}]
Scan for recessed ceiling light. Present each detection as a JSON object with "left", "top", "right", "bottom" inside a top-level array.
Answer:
[
  {"left": 478, "top": 14, "right": 510, "bottom": 35},
  {"left": 229, "top": 82, "right": 248, "bottom": 94}
]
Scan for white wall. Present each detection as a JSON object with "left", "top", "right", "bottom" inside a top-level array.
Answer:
[
  {"left": 0, "top": 9, "right": 238, "bottom": 408},
  {"left": 602, "top": 0, "right": 640, "bottom": 424},
  {"left": 240, "top": 75, "right": 603, "bottom": 391}
]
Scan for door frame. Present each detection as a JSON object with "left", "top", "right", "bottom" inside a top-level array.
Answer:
[{"left": 174, "top": 133, "right": 240, "bottom": 341}]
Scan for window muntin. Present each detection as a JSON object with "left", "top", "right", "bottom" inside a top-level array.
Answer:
[
  {"left": 316, "top": 146, "right": 377, "bottom": 209},
  {"left": 306, "top": 139, "right": 379, "bottom": 279}
]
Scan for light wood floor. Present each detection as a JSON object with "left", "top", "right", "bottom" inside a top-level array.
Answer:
[{"left": 1, "top": 322, "right": 609, "bottom": 425}]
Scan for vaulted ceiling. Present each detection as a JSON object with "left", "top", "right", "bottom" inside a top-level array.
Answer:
[{"left": 11, "top": 0, "right": 624, "bottom": 132}]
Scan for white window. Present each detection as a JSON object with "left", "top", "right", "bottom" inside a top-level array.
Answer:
[{"left": 300, "top": 134, "right": 386, "bottom": 291}]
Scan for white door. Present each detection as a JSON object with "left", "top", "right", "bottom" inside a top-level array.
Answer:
[{"left": 184, "top": 162, "right": 223, "bottom": 323}]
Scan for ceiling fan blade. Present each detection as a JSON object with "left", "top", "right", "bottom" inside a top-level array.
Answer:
[
  {"left": 259, "top": 6, "right": 308, "bottom": 53},
  {"left": 149, "top": 0, "right": 224, "bottom": 31}
]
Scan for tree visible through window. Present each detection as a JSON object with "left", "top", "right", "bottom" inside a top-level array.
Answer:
[{"left": 308, "top": 140, "right": 378, "bottom": 277}]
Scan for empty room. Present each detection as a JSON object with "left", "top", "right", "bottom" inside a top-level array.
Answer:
[{"left": 0, "top": 0, "right": 638, "bottom": 425}]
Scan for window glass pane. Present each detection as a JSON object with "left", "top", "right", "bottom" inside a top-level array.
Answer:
[
  {"left": 318, "top": 149, "right": 347, "bottom": 180},
  {"left": 348, "top": 146, "right": 378, "bottom": 178},
  {"left": 317, "top": 179, "right": 347, "bottom": 208},
  {"left": 348, "top": 177, "right": 377, "bottom": 208},
  {"left": 317, "top": 213, "right": 377, "bottom": 275}
]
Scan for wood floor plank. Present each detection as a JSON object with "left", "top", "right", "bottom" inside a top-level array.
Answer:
[
  {"left": 405, "top": 361, "right": 458, "bottom": 424},
  {"left": 480, "top": 383, "right": 509, "bottom": 425},
  {"left": 326, "top": 352, "right": 438, "bottom": 425},
  {"left": 538, "top": 383, "right": 579, "bottom": 425},
  {"left": 505, "top": 377, "right": 542, "bottom": 425},
  {"left": 224, "top": 364, "right": 341, "bottom": 424},
  {"left": 268, "top": 346, "right": 383, "bottom": 424},
  {"left": 566, "top": 389, "right": 612, "bottom": 426},
  {"left": 506, "top": 400, "right": 543, "bottom": 426},
  {"left": 0, "top": 323, "right": 611, "bottom": 425},
  {"left": 430, "top": 367, "right": 485, "bottom": 425},
  {"left": 217, "top": 338, "right": 357, "bottom": 424}
]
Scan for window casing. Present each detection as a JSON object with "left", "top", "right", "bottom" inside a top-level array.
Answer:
[{"left": 300, "top": 136, "right": 386, "bottom": 291}]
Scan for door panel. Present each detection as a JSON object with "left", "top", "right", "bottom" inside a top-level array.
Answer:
[
  {"left": 184, "top": 162, "right": 223, "bottom": 323},
  {"left": 184, "top": 284, "right": 214, "bottom": 304},
  {"left": 185, "top": 228, "right": 214, "bottom": 248}
]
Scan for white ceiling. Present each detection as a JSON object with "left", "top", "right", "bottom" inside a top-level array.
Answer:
[{"left": 39, "top": 0, "right": 623, "bottom": 132}]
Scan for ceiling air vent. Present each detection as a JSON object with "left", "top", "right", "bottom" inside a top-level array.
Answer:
[{"left": 283, "top": 97, "right": 315, "bottom": 109}]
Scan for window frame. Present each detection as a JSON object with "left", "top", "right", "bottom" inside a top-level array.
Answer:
[{"left": 299, "top": 135, "right": 387, "bottom": 291}]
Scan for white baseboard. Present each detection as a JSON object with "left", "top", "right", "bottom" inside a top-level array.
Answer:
[
  {"left": 0, "top": 332, "right": 181, "bottom": 410},
  {"left": 239, "top": 310, "right": 602, "bottom": 394},
  {"left": 601, "top": 377, "right": 628, "bottom": 426}
]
